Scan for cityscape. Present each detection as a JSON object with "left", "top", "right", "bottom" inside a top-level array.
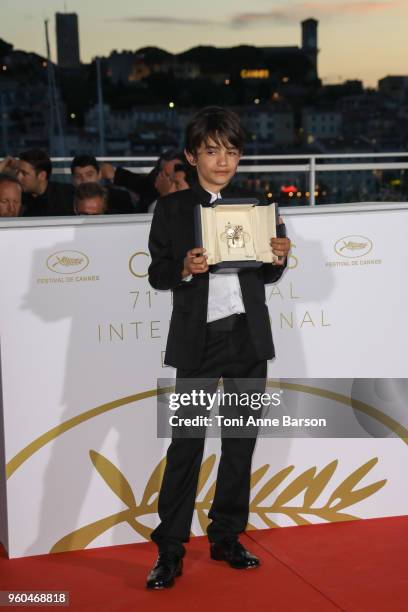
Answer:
[{"left": 1, "top": 11, "right": 407, "bottom": 204}]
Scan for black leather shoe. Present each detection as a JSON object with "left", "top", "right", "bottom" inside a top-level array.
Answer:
[
  {"left": 210, "top": 539, "right": 260, "bottom": 569},
  {"left": 146, "top": 552, "right": 183, "bottom": 589}
]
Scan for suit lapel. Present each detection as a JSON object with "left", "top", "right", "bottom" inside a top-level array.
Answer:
[{"left": 191, "top": 181, "right": 212, "bottom": 205}]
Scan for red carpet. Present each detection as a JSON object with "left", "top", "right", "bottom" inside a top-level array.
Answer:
[{"left": 1, "top": 517, "right": 407, "bottom": 611}]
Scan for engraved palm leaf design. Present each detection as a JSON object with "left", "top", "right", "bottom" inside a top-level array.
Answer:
[{"left": 51, "top": 452, "right": 386, "bottom": 553}]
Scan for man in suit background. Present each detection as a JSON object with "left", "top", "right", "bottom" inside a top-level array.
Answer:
[
  {"left": 16, "top": 149, "right": 74, "bottom": 216},
  {"left": 0, "top": 173, "right": 22, "bottom": 217},
  {"left": 147, "top": 106, "right": 291, "bottom": 589},
  {"left": 101, "top": 148, "right": 186, "bottom": 213},
  {"left": 73, "top": 182, "right": 108, "bottom": 215},
  {"left": 70, "top": 155, "right": 136, "bottom": 214}
]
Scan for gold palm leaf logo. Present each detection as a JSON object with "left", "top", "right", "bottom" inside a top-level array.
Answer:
[
  {"left": 51, "top": 453, "right": 386, "bottom": 553},
  {"left": 5, "top": 381, "right": 402, "bottom": 555},
  {"left": 334, "top": 235, "right": 373, "bottom": 258}
]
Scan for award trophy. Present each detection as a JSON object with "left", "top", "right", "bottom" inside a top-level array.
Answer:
[{"left": 194, "top": 198, "right": 279, "bottom": 273}]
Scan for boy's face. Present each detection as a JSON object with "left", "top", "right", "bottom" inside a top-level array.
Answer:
[{"left": 185, "top": 138, "right": 241, "bottom": 193}]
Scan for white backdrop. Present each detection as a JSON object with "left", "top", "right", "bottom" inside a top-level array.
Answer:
[{"left": 0, "top": 203, "right": 407, "bottom": 558}]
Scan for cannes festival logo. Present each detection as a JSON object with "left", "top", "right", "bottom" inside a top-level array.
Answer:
[
  {"left": 334, "top": 235, "right": 373, "bottom": 259},
  {"left": 46, "top": 250, "right": 89, "bottom": 274}
]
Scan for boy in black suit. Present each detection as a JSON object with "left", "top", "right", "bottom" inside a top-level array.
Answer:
[{"left": 147, "top": 106, "right": 290, "bottom": 589}]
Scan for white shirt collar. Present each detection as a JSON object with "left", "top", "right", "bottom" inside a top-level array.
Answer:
[{"left": 207, "top": 190, "right": 221, "bottom": 203}]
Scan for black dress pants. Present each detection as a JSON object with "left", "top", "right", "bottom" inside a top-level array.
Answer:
[{"left": 150, "top": 314, "right": 267, "bottom": 556}]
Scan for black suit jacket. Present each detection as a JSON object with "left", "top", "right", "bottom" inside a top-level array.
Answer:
[
  {"left": 105, "top": 184, "right": 135, "bottom": 214},
  {"left": 148, "top": 182, "right": 287, "bottom": 369},
  {"left": 22, "top": 181, "right": 74, "bottom": 217},
  {"left": 114, "top": 167, "right": 158, "bottom": 213}
]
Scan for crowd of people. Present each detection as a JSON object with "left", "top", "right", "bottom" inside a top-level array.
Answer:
[{"left": 0, "top": 148, "right": 193, "bottom": 218}]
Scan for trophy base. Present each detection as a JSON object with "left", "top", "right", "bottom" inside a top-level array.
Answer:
[{"left": 210, "top": 261, "right": 263, "bottom": 274}]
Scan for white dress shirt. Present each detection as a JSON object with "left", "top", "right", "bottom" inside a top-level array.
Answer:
[
  {"left": 182, "top": 191, "right": 245, "bottom": 322},
  {"left": 206, "top": 191, "right": 245, "bottom": 322}
]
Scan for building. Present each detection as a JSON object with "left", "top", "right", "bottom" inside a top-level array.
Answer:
[
  {"left": 55, "top": 13, "right": 80, "bottom": 68},
  {"left": 107, "top": 51, "right": 153, "bottom": 84},
  {"left": 301, "top": 19, "right": 319, "bottom": 82},
  {"left": 105, "top": 20, "right": 320, "bottom": 91},
  {"left": 378, "top": 76, "right": 408, "bottom": 102},
  {"left": 238, "top": 106, "right": 295, "bottom": 147},
  {"left": 302, "top": 108, "right": 342, "bottom": 142},
  {"left": 84, "top": 104, "right": 186, "bottom": 152}
]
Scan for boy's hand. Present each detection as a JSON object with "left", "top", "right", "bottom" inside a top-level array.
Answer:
[
  {"left": 270, "top": 237, "right": 291, "bottom": 265},
  {"left": 182, "top": 247, "right": 208, "bottom": 277}
]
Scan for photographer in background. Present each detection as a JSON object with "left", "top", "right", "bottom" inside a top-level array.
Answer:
[
  {"left": 101, "top": 148, "right": 186, "bottom": 213},
  {"left": 0, "top": 173, "right": 22, "bottom": 217},
  {"left": 16, "top": 149, "right": 74, "bottom": 217},
  {"left": 73, "top": 182, "right": 108, "bottom": 216},
  {"left": 71, "top": 155, "right": 136, "bottom": 214}
]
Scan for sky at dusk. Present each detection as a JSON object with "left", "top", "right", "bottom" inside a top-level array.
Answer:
[{"left": 2, "top": 0, "right": 407, "bottom": 87}]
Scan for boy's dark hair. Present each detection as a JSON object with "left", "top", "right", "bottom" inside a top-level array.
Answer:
[
  {"left": 71, "top": 155, "right": 100, "bottom": 174},
  {"left": 19, "top": 149, "right": 52, "bottom": 180},
  {"left": 185, "top": 106, "right": 246, "bottom": 155},
  {"left": 74, "top": 182, "right": 108, "bottom": 211}
]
